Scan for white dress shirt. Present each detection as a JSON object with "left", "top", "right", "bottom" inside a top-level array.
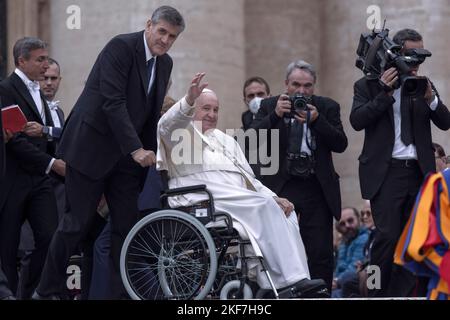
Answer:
[
  {"left": 47, "top": 100, "right": 62, "bottom": 137},
  {"left": 15, "top": 68, "right": 46, "bottom": 124},
  {"left": 391, "top": 88, "right": 438, "bottom": 159}
]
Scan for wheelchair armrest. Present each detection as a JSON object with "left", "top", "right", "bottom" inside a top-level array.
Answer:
[
  {"left": 163, "top": 184, "right": 207, "bottom": 196},
  {"left": 161, "top": 185, "right": 216, "bottom": 222}
]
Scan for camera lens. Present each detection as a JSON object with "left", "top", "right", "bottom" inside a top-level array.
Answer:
[
  {"left": 292, "top": 95, "right": 308, "bottom": 111},
  {"left": 404, "top": 79, "right": 418, "bottom": 95}
]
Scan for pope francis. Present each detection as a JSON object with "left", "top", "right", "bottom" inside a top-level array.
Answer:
[{"left": 157, "top": 73, "right": 323, "bottom": 293}]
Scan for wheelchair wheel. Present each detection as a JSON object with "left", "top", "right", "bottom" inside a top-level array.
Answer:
[
  {"left": 211, "top": 251, "right": 239, "bottom": 296},
  {"left": 220, "top": 280, "right": 253, "bottom": 300},
  {"left": 120, "top": 210, "right": 218, "bottom": 300}
]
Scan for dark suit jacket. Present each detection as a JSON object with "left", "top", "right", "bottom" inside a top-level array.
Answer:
[
  {"left": 0, "top": 72, "right": 55, "bottom": 210},
  {"left": 251, "top": 95, "right": 348, "bottom": 219},
  {"left": 0, "top": 100, "right": 4, "bottom": 177},
  {"left": 57, "top": 31, "right": 171, "bottom": 180},
  {"left": 241, "top": 110, "right": 254, "bottom": 131},
  {"left": 350, "top": 77, "right": 450, "bottom": 199}
]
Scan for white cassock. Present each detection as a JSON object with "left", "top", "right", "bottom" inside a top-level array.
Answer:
[{"left": 157, "top": 97, "right": 310, "bottom": 289}]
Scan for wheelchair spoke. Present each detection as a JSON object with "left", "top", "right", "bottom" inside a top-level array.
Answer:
[
  {"left": 144, "top": 220, "right": 164, "bottom": 247},
  {"left": 134, "top": 269, "right": 166, "bottom": 300}
]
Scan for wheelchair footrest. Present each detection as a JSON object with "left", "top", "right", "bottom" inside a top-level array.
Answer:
[{"left": 278, "top": 279, "right": 329, "bottom": 299}]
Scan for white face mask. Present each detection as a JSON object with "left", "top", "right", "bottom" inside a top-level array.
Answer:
[{"left": 249, "top": 97, "right": 263, "bottom": 114}]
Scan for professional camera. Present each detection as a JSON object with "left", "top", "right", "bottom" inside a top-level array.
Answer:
[
  {"left": 355, "top": 25, "right": 431, "bottom": 95},
  {"left": 285, "top": 94, "right": 312, "bottom": 118}
]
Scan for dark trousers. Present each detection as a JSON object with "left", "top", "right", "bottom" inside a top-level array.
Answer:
[
  {"left": 37, "top": 157, "right": 143, "bottom": 298},
  {"left": 369, "top": 162, "right": 423, "bottom": 297},
  {"left": 88, "top": 219, "right": 113, "bottom": 300},
  {"left": 51, "top": 177, "right": 66, "bottom": 220},
  {"left": 17, "top": 177, "right": 66, "bottom": 299},
  {"left": 0, "top": 174, "right": 58, "bottom": 298},
  {"left": 279, "top": 176, "right": 334, "bottom": 292},
  {"left": 0, "top": 258, "right": 13, "bottom": 299},
  {"left": 80, "top": 213, "right": 107, "bottom": 300}
]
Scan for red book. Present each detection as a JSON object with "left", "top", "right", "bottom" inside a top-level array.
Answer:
[{"left": 1, "top": 105, "right": 27, "bottom": 133}]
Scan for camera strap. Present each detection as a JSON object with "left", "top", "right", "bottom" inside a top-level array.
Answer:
[
  {"left": 287, "top": 116, "right": 316, "bottom": 155},
  {"left": 305, "top": 111, "right": 316, "bottom": 152}
]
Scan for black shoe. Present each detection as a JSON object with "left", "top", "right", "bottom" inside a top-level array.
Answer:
[
  {"left": 279, "top": 278, "right": 329, "bottom": 298},
  {"left": 31, "top": 291, "right": 60, "bottom": 300},
  {"left": 1, "top": 295, "right": 16, "bottom": 300}
]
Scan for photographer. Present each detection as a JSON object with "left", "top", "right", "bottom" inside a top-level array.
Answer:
[
  {"left": 350, "top": 28, "right": 450, "bottom": 297},
  {"left": 251, "top": 60, "right": 348, "bottom": 292}
]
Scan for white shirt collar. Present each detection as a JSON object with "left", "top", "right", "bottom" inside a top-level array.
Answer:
[
  {"left": 143, "top": 32, "right": 156, "bottom": 64},
  {"left": 14, "top": 68, "right": 40, "bottom": 90}
]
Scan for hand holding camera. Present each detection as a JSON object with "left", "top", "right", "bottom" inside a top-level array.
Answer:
[
  {"left": 295, "top": 104, "right": 318, "bottom": 124},
  {"left": 275, "top": 94, "right": 292, "bottom": 118},
  {"left": 286, "top": 94, "right": 317, "bottom": 123},
  {"left": 424, "top": 79, "right": 437, "bottom": 105},
  {"left": 379, "top": 67, "right": 399, "bottom": 95},
  {"left": 356, "top": 25, "right": 431, "bottom": 97}
]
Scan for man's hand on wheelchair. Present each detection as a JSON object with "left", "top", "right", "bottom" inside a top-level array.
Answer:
[
  {"left": 274, "top": 197, "right": 294, "bottom": 217},
  {"left": 132, "top": 149, "right": 156, "bottom": 167}
]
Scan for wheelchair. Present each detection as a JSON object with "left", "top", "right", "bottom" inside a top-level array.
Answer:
[{"left": 120, "top": 184, "right": 328, "bottom": 300}]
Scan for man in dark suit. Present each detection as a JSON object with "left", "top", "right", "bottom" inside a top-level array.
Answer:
[
  {"left": 18, "top": 57, "right": 66, "bottom": 298},
  {"left": 0, "top": 101, "right": 16, "bottom": 300},
  {"left": 0, "top": 37, "right": 64, "bottom": 299},
  {"left": 34, "top": 5, "right": 185, "bottom": 299},
  {"left": 251, "top": 60, "right": 348, "bottom": 292},
  {"left": 240, "top": 76, "right": 271, "bottom": 176},
  {"left": 350, "top": 29, "right": 450, "bottom": 297},
  {"left": 22, "top": 57, "right": 65, "bottom": 213}
]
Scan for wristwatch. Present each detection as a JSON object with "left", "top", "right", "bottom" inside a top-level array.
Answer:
[{"left": 42, "top": 125, "right": 50, "bottom": 137}]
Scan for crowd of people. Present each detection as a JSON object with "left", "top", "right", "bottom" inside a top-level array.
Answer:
[{"left": 1, "top": 5, "right": 450, "bottom": 300}]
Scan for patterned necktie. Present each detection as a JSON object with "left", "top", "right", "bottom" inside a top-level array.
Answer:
[{"left": 147, "top": 57, "right": 155, "bottom": 93}]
